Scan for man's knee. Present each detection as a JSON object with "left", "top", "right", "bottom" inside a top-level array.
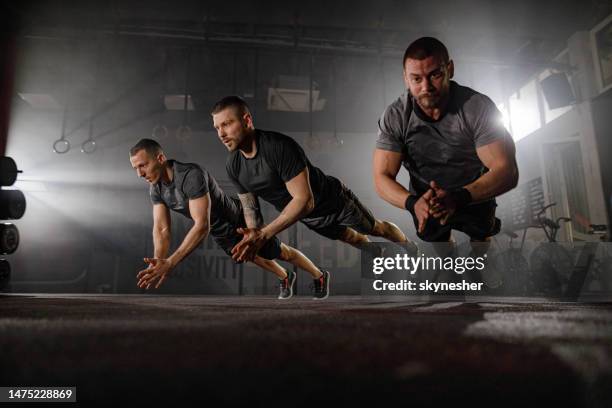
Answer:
[
  {"left": 373, "top": 219, "right": 401, "bottom": 236},
  {"left": 340, "top": 227, "right": 355, "bottom": 242},
  {"left": 371, "top": 220, "right": 385, "bottom": 236},
  {"left": 278, "top": 243, "right": 294, "bottom": 261},
  {"left": 340, "top": 227, "right": 368, "bottom": 245}
]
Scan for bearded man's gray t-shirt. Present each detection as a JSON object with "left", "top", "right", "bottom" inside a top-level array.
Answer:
[{"left": 376, "top": 81, "right": 511, "bottom": 197}]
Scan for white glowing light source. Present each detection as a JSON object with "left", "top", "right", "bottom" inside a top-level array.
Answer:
[
  {"left": 509, "top": 80, "right": 541, "bottom": 142},
  {"left": 497, "top": 103, "right": 511, "bottom": 134}
]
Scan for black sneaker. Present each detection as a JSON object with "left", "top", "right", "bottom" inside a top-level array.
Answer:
[
  {"left": 278, "top": 270, "right": 296, "bottom": 300},
  {"left": 312, "top": 269, "right": 330, "bottom": 300}
]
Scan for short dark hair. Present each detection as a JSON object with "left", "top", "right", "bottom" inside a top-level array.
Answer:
[
  {"left": 210, "top": 95, "right": 251, "bottom": 116},
  {"left": 403, "top": 37, "right": 450, "bottom": 67},
  {"left": 130, "top": 138, "right": 163, "bottom": 157}
]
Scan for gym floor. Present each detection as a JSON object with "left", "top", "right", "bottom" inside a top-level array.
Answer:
[{"left": 1, "top": 294, "right": 611, "bottom": 406}]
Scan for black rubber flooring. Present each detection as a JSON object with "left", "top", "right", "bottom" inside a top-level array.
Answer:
[{"left": 1, "top": 294, "right": 611, "bottom": 407}]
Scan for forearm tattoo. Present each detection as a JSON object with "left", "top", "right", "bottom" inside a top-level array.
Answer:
[{"left": 239, "top": 193, "right": 264, "bottom": 228}]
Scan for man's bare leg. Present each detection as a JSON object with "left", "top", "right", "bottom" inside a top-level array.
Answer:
[
  {"left": 339, "top": 218, "right": 416, "bottom": 256},
  {"left": 252, "top": 243, "right": 327, "bottom": 300},
  {"left": 251, "top": 255, "right": 294, "bottom": 300},
  {"left": 252, "top": 256, "right": 288, "bottom": 279},
  {"left": 371, "top": 219, "right": 419, "bottom": 255},
  {"left": 370, "top": 219, "right": 408, "bottom": 243},
  {"left": 277, "top": 243, "right": 322, "bottom": 278},
  {"left": 339, "top": 227, "right": 371, "bottom": 249},
  {"left": 276, "top": 243, "right": 328, "bottom": 299},
  {"left": 251, "top": 244, "right": 322, "bottom": 279},
  {"left": 337, "top": 226, "right": 397, "bottom": 257}
]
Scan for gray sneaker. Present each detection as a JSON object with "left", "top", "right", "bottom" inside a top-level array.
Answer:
[
  {"left": 278, "top": 270, "right": 296, "bottom": 300},
  {"left": 312, "top": 269, "right": 330, "bottom": 300}
]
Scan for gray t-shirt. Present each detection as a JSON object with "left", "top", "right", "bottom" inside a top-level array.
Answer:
[
  {"left": 376, "top": 81, "right": 511, "bottom": 195},
  {"left": 150, "top": 160, "right": 241, "bottom": 235}
]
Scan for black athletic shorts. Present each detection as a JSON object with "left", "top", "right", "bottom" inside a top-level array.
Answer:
[
  {"left": 211, "top": 198, "right": 282, "bottom": 261},
  {"left": 300, "top": 180, "right": 376, "bottom": 240},
  {"left": 408, "top": 199, "right": 501, "bottom": 242}
]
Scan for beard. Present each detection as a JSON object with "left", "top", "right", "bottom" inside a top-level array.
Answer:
[
  {"left": 417, "top": 92, "right": 441, "bottom": 109},
  {"left": 224, "top": 140, "right": 238, "bottom": 151}
]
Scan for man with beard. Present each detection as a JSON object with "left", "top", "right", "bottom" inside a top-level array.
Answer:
[
  {"left": 211, "top": 97, "right": 417, "bottom": 298},
  {"left": 373, "top": 37, "right": 518, "bottom": 287},
  {"left": 129, "top": 138, "right": 327, "bottom": 299}
]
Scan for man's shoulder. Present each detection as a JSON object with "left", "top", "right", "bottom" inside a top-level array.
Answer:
[
  {"left": 256, "top": 129, "right": 302, "bottom": 155},
  {"left": 173, "top": 159, "right": 204, "bottom": 174},
  {"left": 378, "top": 90, "right": 411, "bottom": 138},
  {"left": 257, "top": 129, "right": 295, "bottom": 145},
  {"left": 385, "top": 91, "right": 411, "bottom": 116},
  {"left": 452, "top": 81, "right": 494, "bottom": 111},
  {"left": 172, "top": 160, "right": 209, "bottom": 186},
  {"left": 452, "top": 81, "right": 480, "bottom": 97}
]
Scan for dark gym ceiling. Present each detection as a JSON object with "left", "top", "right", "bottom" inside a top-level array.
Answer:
[
  {"left": 5, "top": 0, "right": 612, "bottom": 134},
  {"left": 11, "top": 0, "right": 611, "bottom": 64}
]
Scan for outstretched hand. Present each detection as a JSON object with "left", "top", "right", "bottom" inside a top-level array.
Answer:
[
  {"left": 231, "top": 227, "right": 268, "bottom": 262},
  {"left": 137, "top": 257, "right": 173, "bottom": 289}
]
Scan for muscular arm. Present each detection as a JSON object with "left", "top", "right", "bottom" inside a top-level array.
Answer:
[
  {"left": 372, "top": 148, "right": 412, "bottom": 209},
  {"left": 465, "top": 138, "right": 519, "bottom": 202},
  {"left": 237, "top": 192, "right": 264, "bottom": 228},
  {"left": 260, "top": 167, "right": 315, "bottom": 240},
  {"left": 152, "top": 203, "right": 171, "bottom": 259},
  {"left": 139, "top": 196, "right": 211, "bottom": 289},
  {"left": 167, "top": 194, "right": 211, "bottom": 268}
]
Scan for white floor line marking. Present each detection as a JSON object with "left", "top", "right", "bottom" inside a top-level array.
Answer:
[{"left": 415, "top": 302, "right": 464, "bottom": 311}]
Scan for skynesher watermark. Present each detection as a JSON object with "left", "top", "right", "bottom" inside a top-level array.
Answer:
[
  {"left": 369, "top": 253, "right": 487, "bottom": 293},
  {"left": 372, "top": 279, "right": 484, "bottom": 292}
]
